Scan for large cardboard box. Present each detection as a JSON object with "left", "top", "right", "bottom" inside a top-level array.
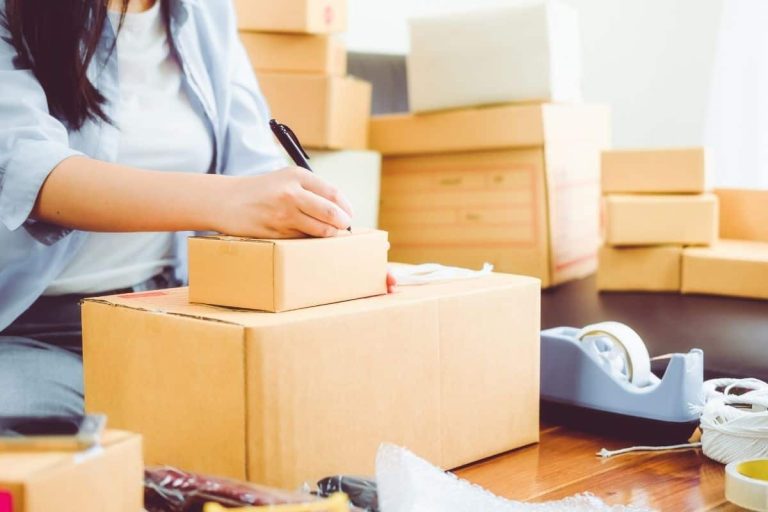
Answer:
[
  {"left": 370, "top": 104, "right": 611, "bottom": 288},
  {"left": 83, "top": 275, "right": 540, "bottom": 488},
  {"left": 259, "top": 73, "right": 371, "bottom": 150},
  {"left": 715, "top": 188, "right": 768, "bottom": 242},
  {"left": 597, "top": 245, "right": 682, "bottom": 292},
  {"left": 407, "top": 2, "right": 581, "bottom": 112},
  {"left": 309, "top": 150, "right": 381, "bottom": 229},
  {"left": 0, "top": 431, "right": 142, "bottom": 512},
  {"left": 234, "top": 0, "right": 346, "bottom": 34},
  {"left": 188, "top": 230, "right": 388, "bottom": 312},
  {"left": 240, "top": 33, "right": 346, "bottom": 76},
  {"left": 601, "top": 148, "right": 707, "bottom": 194},
  {"left": 682, "top": 240, "right": 768, "bottom": 300},
  {"left": 604, "top": 194, "right": 719, "bottom": 246}
]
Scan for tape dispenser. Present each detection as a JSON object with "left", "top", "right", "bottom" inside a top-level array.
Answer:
[{"left": 540, "top": 322, "right": 704, "bottom": 442}]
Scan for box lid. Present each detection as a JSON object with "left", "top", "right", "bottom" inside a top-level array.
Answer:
[
  {"left": 369, "top": 103, "right": 610, "bottom": 156},
  {"left": 83, "top": 273, "right": 539, "bottom": 328}
]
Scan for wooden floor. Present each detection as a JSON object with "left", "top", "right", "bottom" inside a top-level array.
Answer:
[{"left": 455, "top": 424, "right": 740, "bottom": 511}]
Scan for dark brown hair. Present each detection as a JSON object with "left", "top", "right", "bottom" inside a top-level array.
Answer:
[{"left": 3, "top": 0, "right": 130, "bottom": 129}]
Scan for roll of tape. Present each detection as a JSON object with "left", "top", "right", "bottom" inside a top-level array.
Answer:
[
  {"left": 726, "top": 459, "right": 768, "bottom": 511},
  {"left": 576, "top": 321, "right": 651, "bottom": 387}
]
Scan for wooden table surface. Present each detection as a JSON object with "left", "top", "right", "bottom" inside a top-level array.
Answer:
[{"left": 455, "top": 424, "right": 741, "bottom": 511}]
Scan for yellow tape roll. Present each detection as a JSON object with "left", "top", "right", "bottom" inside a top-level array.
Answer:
[{"left": 725, "top": 459, "right": 768, "bottom": 511}]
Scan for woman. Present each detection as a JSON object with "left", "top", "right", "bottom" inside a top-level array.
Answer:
[{"left": 0, "top": 0, "right": 388, "bottom": 416}]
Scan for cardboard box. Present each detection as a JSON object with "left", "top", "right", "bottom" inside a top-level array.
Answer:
[
  {"left": 309, "top": 150, "right": 381, "bottom": 229},
  {"left": 240, "top": 33, "right": 346, "bottom": 75},
  {"left": 188, "top": 230, "right": 388, "bottom": 312},
  {"left": 234, "top": 0, "right": 346, "bottom": 34},
  {"left": 601, "top": 148, "right": 707, "bottom": 194},
  {"left": 604, "top": 194, "right": 719, "bottom": 246},
  {"left": 371, "top": 104, "right": 611, "bottom": 288},
  {"left": 682, "top": 240, "right": 768, "bottom": 300},
  {"left": 715, "top": 188, "right": 768, "bottom": 242},
  {"left": 407, "top": 2, "right": 581, "bottom": 113},
  {"left": 83, "top": 275, "right": 540, "bottom": 488},
  {"left": 259, "top": 73, "right": 371, "bottom": 150},
  {"left": 597, "top": 245, "right": 682, "bottom": 292},
  {"left": 0, "top": 431, "right": 142, "bottom": 512}
]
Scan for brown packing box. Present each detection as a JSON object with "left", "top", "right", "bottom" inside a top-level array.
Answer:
[
  {"left": 601, "top": 148, "right": 707, "bottom": 194},
  {"left": 0, "top": 431, "right": 143, "bottom": 512},
  {"left": 188, "top": 230, "right": 388, "bottom": 312},
  {"left": 240, "top": 33, "right": 346, "bottom": 75},
  {"left": 83, "top": 275, "right": 540, "bottom": 488},
  {"left": 597, "top": 245, "right": 682, "bottom": 292},
  {"left": 603, "top": 194, "right": 719, "bottom": 246},
  {"left": 682, "top": 239, "right": 768, "bottom": 300},
  {"left": 234, "top": 0, "right": 346, "bottom": 34},
  {"left": 258, "top": 73, "right": 371, "bottom": 150},
  {"left": 370, "top": 104, "right": 611, "bottom": 288},
  {"left": 715, "top": 188, "right": 768, "bottom": 242}
]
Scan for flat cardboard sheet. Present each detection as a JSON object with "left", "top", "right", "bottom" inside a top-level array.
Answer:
[
  {"left": 240, "top": 33, "right": 346, "bottom": 75},
  {"left": 601, "top": 148, "right": 707, "bottom": 194},
  {"left": 234, "top": 0, "right": 346, "bottom": 34},
  {"left": 604, "top": 193, "right": 718, "bottom": 246},
  {"left": 597, "top": 245, "right": 682, "bottom": 292},
  {"left": 682, "top": 239, "right": 768, "bottom": 299},
  {"left": 83, "top": 274, "right": 540, "bottom": 488}
]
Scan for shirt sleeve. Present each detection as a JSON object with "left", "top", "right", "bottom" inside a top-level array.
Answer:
[
  {"left": 218, "top": 3, "right": 287, "bottom": 176},
  {"left": 0, "top": 4, "right": 84, "bottom": 239}
]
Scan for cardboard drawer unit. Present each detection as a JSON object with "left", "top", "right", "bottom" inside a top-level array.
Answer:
[
  {"left": 370, "top": 103, "right": 611, "bottom": 288},
  {"left": 83, "top": 274, "right": 541, "bottom": 488}
]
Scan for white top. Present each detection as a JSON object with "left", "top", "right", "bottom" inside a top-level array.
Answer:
[{"left": 44, "top": 0, "right": 213, "bottom": 296}]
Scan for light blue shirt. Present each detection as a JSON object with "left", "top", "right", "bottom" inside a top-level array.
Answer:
[{"left": 0, "top": 0, "right": 287, "bottom": 330}]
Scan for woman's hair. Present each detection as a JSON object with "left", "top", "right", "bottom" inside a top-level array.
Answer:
[{"left": 4, "top": 0, "right": 134, "bottom": 130}]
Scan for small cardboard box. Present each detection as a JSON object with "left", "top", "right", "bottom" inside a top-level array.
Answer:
[
  {"left": 597, "top": 245, "right": 682, "bottom": 292},
  {"left": 370, "top": 104, "right": 611, "bottom": 288},
  {"left": 234, "top": 0, "right": 346, "bottom": 34},
  {"left": 83, "top": 275, "right": 541, "bottom": 488},
  {"left": 407, "top": 2, "right": 581, "bottom": 112},
  {"left": 603, "top": 193, "right": 719, "bottom": 246},
  {"left": 258, "top": 73, "right": 371, "bottom": 150},
  {"left": 601, "top": 148, "right": 707, "bottom": 194},
  {"left": 309, "top": 150, "right": 381, "bottom": 229},
  {"left": 188, "top": 230, "right": 388, "bottom": 312},
  {"left": 715, "top": 188, "right": 768, "bottom": 242},
  {"left": 0, "top": 431, "right": 143, "bottom": 512},
  {"left": 240, "top": 33, "right": 346, "bottom": 76},
  {"left": 682, "top": 240, "right": 768, "bottom": 300}
]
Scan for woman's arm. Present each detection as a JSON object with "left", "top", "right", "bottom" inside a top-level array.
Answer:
[{"left": 33, "top": 156, "right": 353, "bottom": 238}]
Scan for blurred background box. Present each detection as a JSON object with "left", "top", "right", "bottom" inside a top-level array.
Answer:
[
  {"left": 603, "top": 193, "right": 719, "bottom": 246},
  {"left": 309, "top": 150, "right": 381, "bottom": 229},
  {"left": 597, "top": 245, "right": 682, "bottom": 292},
  {"left": 715, "top": 188, "right": 768, "bottom": 242},
  {"left": 371, "top": 103, "right": 610, "bottom": 288},
  {"left": 682, "top": 240, "right": 768, "bottom": 300},
  {"left": 258, "top": 73, "right": 371, "bottom": 150},
  {"left": 0, "top": 431, "right": 142, "bottom": 512},
  {"left": 83, "top": 275, "right": 540, "bottom": 488},
  {"left": 407, "top": 1, "right": 581, "bottom": 113},
  {"left": 240, "top": 33, "right": 346, "bottom": 75},
  {"left": 601, "top": 148, "right": 708, "bottom": 194},
  {"left": 235, "top": 0, "right": 346, "bottom": 34}
]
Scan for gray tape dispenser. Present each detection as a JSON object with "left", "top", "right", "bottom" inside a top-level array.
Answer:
[{"left": 540, "top": 322, "right": 703, "bottom": 442}]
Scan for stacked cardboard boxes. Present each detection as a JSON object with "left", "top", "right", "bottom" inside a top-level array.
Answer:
[
  {"left": 370, "top": 2, "right": 610, "bottom": 288},
  {"left": 597, "top": 148, "right": 717, "bottom": 292},
  {"left": 236, "top": 0, "right": 371, "bottom": 150},
  {"left": 83, "top": 231, "right": 541, "bottom": 488}
]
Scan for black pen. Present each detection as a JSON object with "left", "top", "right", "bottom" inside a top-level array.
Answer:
[{"left": 269, "top": 118, "right": 351, "bottom": 232}]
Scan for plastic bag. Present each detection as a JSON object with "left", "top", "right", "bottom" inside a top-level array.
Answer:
[{"left": 317, "top": 476, "right": 378, "bottom": 511}]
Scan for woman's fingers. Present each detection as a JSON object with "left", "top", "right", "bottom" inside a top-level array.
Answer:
[
  {"left": 295, "top": 188, "right": 352, "bottom": 230},
  {"left": 297, "top": 171, "right": 354, "bottom": 218},
  {"left": 291, "top": 210, "right": 340, "bottom": 238}
]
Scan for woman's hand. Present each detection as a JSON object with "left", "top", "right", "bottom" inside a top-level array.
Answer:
[{"left": 215, "top": 166, "right": 353, "bottom": 238}]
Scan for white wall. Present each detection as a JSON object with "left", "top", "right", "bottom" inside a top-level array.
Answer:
[{"left": 347, "top": 0, "right": 724, "bottom": 148}]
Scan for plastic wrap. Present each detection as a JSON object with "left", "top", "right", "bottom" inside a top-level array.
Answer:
[{"left": 317, "top": 476, "right": 378, "bottom": 511}]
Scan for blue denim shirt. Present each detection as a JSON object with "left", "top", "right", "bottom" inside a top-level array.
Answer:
[{"left": 0, "top": 0, "right": 287, "bottom": 329}]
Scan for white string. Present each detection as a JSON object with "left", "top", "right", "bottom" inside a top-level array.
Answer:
[{"left": 597, "top": 443, "right": 702, "bottom": 459}]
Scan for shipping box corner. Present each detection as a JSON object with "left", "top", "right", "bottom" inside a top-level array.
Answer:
[{"left": 83, "top": 274, "right": 540, "bottom": 488}]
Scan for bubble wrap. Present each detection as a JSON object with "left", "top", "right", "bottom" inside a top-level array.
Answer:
[{"left": 375, "top": 444, "right": 651, "bottom": 512}]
